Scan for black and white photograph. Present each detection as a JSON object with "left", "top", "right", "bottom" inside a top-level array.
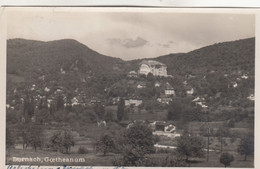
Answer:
[{"left": 4, "top": 7, "right": 255, "bottom": 168}]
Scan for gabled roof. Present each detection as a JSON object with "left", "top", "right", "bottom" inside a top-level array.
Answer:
[{"left": 129, "top": 70, "right": 137, "bottom": 74}]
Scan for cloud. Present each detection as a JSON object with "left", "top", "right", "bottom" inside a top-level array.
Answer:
[
  {"left": 157, "top": 42, "right": 170, "bottom": 48},
  {"left": 123, "top": 37, "right": 148, "bottom": 48},
  {"left": 107, "top": 37, "right": 148, "bottom": 48}
]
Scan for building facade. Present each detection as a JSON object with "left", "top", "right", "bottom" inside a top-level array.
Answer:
[{"left": 139, "top": 60, "right": 167, "bottom": 77}]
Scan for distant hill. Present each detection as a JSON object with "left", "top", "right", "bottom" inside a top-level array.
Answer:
[
  {"left": 7, "top": 37, "right": 255, "bottom": 105},
  {"left": 7, "top": 38, "right": 124, "bottom": 78},
  {"left": 7, "top": 39, "right": 126, "bottom": 98},
  {"left": 126, "top": 38, "right": 255, "bottom": 79}
]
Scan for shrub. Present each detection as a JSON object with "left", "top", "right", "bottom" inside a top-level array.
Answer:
[{"left": 220, "top": 152, "right": 234, "bottom": 167}]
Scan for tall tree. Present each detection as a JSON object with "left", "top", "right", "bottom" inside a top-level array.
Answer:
[
  {"left": 56, "top": 95, "right": 64, "bottom": 110},
  {"left": 50, "top": 129, "right": 75, "bottom": 154},
  {"left": 23, "top": 90, "right": 35, "bottom": 122},
  {"left": 6, "top": 128, "right": 15, "bottom": 150},
  {"left": 216, "top": 126, "right": 230, "bottom": 152},
  {"left": 21, "top": 123, "right": 43, "bottom": 151},
  {"left": 96, "top": 134, "right": 115, "bottom": 156},
  {"left": 238, "top": 132, "right": 254, "bottom": 161},
  {"left": 117, "top": 98, "right": 125, "bottom": 121},
  {"left": 94, "top": 103, "right": 105, "bottom": 121}
]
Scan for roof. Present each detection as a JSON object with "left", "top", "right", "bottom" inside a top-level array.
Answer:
[
  {"left": 129, "top": 70, "right": 137, "bottom": 74},
  {"left": 165, "top": 82, "right": 174, "bottom": 90},
  {"left": 139, "top": 60, "right": 166, "bottom": 67}
]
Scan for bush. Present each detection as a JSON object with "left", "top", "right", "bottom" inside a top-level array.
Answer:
[
  {"left": 220, "top": 152, "right": 234, "bottom": 167},
  {"left": 176, "top": 134, "right": 205, "bottom": 162},
  {"left": 78, "top": 146, "right": 88, "bottom": 154}
]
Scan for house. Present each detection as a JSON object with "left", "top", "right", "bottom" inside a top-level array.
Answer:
[
  {"left": 164, "top": 83, "right": 175, "bottom": 95},
  {"left": 137, "top": 82, "right": 146, "bottom": 89},
  {"left": 241, "top": 74, "right": 249, "bottom": 79},
  {"left": 155, "top": 121, "right": 176, "bottom": 133},
  {"left": 165, "top": 124, "right": 176, "bottom": 133},
  {"left": 90, "top": 97, "right": 101, "bottom": 104},
  {"left": 186, "top": 88, "right": 194, "bottom": 95},
  {"left": 154, "top": 82, "right": 161, "bottom": 87},
  {"left": 183, "top": 80, "right": 188, "bottom": 86},
  {"left": 119, "top": 120, "right": 131, "bottom": 128},
  {"left": 165, "top": 89, "right": 175, "bottom": 95},
  {"left": 157, "top": 95, "right": 172, "bottom": 104},
  {"left": 139, "top": 60, "right": 167, "bottom": 77},
  {"left": 192, "top": 97, "right": 208, "bottom": 108},
  {"left": 128, "top": 71, "right": 138, "bottom": 78},
  {"left": 233, "top": 82, "right": 238, "bottom": 88},
  {"left": 112, "top": 97, "right": 120, "bottom": 105},
  {"left": 247, "top": 94, "right": 255, "bottom": 101},
  {"left": 71, "top": 97, "right": 79, "bottom": 106},
  {"left": 155, "top": 121, "right": 167, "bottom": 131},
  {"left": 44, "top": 87, "right": 50, "bottom": 92},
  {"left": 60, "top": 68, "right": 66, "bottom": 74},
  {"left": 125, "top": 98, "right": 143, "bottom": 106}
]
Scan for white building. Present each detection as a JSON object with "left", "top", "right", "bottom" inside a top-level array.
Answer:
[
  {"left": 139, "top": 60, "right": 167, "bottom": 77},
  {"left": 125, "top": 99, "right": 143, "bottom": 106},
  {"left": 165, "top": 83, "right": 175, "bottom": 95},
  {"left": 128, "top": 71, "right": 138, "bottom": 77},
  {"left": 186, "top": 88, "right": 194, "bottom": 95}
]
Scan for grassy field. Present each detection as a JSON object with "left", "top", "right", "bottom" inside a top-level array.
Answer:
[
  {"left": 128, "top": 109, "right": 168, "bottom": 121},
  {"left": 191, "top": 151, "right": 254, "bottom": 168}
]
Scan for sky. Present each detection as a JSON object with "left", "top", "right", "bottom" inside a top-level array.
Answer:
[{"left": 6, "top": 8, "right": 255, "bottom": 60}]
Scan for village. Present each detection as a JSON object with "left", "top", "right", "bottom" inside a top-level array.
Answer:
[{"left": 6, "top": 36, "right": 255, "bottom": 167}]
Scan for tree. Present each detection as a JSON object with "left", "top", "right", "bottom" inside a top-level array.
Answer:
[
  {"left": 29, "top": 132, "right": 42, "bottom": 152},
  {"left": 23, "top": 90, "right": 35, "bottom": 122},
  {"left": 119, "top": 144, "right": 146, "bottom": 166},
  {"left": 62, "top": 130, "right": 75, "bottom": 154},
  {"left": 123, "top": 122, "right": 156, "bottom": 154},
  {"left": 96, "top": 134, "right": 115, "bottom": 156},
  {"left": 94, "top": 103, "right": 105, "bottom": 121},
  {"left": 167, "top": 100, "right": 183, "bottom": 120},
  {"left": 21, "top": 123, "right": 43, "bottom": 151},
  {"left": 104, "top": 110, "right": 116, "bottom": 122},
  {"left": 53, "top": 110, "right": 67, "bottom": 122},
  {"left": 38, "top": 98, "right": 48, "bottom": 110},
  {"left": 50, "top": 129, "right": 75, "bottom": 154},
  {"left": 114, "top": 122, "right": 156, "bottom": 166},
  {"left": 176, "top": 134, "right": 205, "bottom": 163},
  {"left": 216, "top": 126, "right": 230, "bottom": 152},
  {"left": 220, "top": 152, "right": 234, "bottom": 167},
  {"left": 35, "top": 108, "right": 50, "bottom": 124},
  {"left": 238, "top": 132, "right": 254, "bottom": 161},
  {"left": 56, "top": 95, "right": 64, "bottom": 110},
  {"left": 117, "top": 98, "right": 125, "bottom": 121},
  {"left": 147, "top": 73, "right": 154, "bottom": 82},
  {"left": 6, "top": 128, "right": 15, "bottom": 149}
]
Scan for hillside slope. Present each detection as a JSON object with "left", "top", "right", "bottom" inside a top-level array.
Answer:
[{"left": 156, "top": 38, "right": 255, "bottom": 77}]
